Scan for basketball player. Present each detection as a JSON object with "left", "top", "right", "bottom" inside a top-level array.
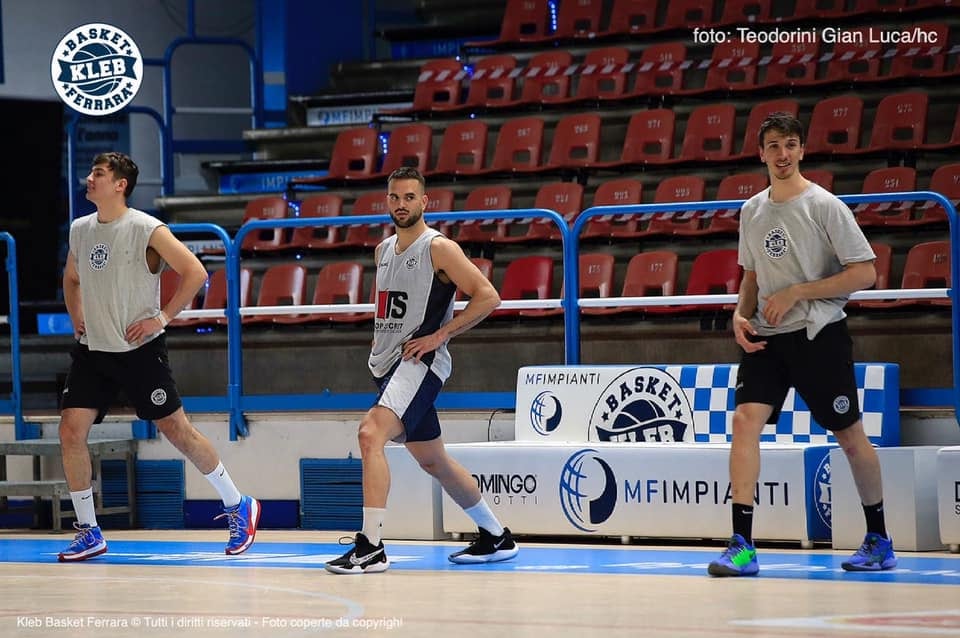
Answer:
[
  {"left": 325, "top": 167, "right": 519, "bottom": 574},
  {"left": 708, "top": 113, "right": 896, "bottom": 576},
  {"left": 58, "top": 152, "right": 260, "bottom": 561}
]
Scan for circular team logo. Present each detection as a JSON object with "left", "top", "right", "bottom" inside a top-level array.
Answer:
[
  {"left": 763, "top": 227, "right": 789, "bottom": 259},
  {"left": 530, "top": 390, "right": 563, "bottom": 436},
  {"left": 404, "top": 256, "right": 419, "bottom": 270},
  {"left": 833, "top": 395, "right": 851, "bottom": 414},
  {"left": 559, "top": 449, "right": 617, "bottom": 532},
  {"left": 50, "top": 23, "right": 143, "bottom": 116},
  {"left": 589, "top": 367, "right": 695, "bottom": 442},
  {"left": 89, "top": 243, "right": 109, "bottom": 271},
  {"left": 813, "top": 451, "right": 832, "bottom": 529},
  {"left": 150, "top": 389, "right": 167, "bottom": 406}
]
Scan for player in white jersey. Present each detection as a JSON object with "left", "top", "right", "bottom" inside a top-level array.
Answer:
[
  {"left": 326, "top": 167, "right": 519, "bottom": 574},
  {"left": 708, "top": 114, "right": 895, "bottom": 577},
  {"left": 58, "top": 152, "right": 259, "bottom": 561}
]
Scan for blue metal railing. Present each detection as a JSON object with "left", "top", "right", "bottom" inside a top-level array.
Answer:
[
  {"left": 0, "top": 233, "right": 22, "bottom": 434},
  {"left": 1, "top": 192, "right": 955, "bottom": 436}
]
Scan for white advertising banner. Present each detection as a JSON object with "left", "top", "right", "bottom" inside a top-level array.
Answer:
[
  {"left": 442, "top": 442, "right": 834, "bottom": 543},
  {"left": 937, "top": 446, "right": 960, "bottom": 550}
]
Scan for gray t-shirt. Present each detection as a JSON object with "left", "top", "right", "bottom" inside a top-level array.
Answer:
[
  {"left": 738, "top": 181, "right": 875, "bottom": 339},
  {"left": 70, "top": 208, "right": 166, "bottom": 352}
]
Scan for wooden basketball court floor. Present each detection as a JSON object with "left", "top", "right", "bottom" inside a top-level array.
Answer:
[{"left": 0, "top": 530, "right": 958, "bottom": 637}]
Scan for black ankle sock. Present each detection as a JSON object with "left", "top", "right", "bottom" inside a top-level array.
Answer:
[
  {"left": 732, "top": 503, "right": 754, "bottom": 544},
  {"left": 863, "top": 500, "right": 887, "bottom": 538}
]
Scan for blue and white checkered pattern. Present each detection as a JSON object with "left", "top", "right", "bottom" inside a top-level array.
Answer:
[{"left": 658, "top": 363, "right": 897, "bottom": 446}]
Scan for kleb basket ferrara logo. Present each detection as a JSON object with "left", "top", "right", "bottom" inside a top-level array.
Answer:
[{"left": 50, "top": 23, "right": 143, "bottom": 116}]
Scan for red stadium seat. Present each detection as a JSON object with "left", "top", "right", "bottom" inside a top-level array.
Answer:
[
  {"left": 603, "top": 0, "right": 657, "bottom": 35},
  {"left": 410, "top": 59, "right": 465, "bottom": 112},
  {"left": 243, "top": 263, "right": 307, "bottom": 325},
  {"left": 710, "top": 172, "right": 769, "bottom": 233},
  {"left": 702, "top": 40, "right": 760, "bottom": 92},
  {"left": 275, "top": 261, "right": 366, "bottom": 324},
  {"left": 602, "top": 108, "right": 675, "bottom": 167},
  {"left": 377, "top": 124, "right": 432, "bottom": 176},
  {"left": 806, "top": 95, "right": 863, "bottom": 155},
  {"left": 804, "top": 169, "right": 835, "bottom": 192},
  {"left": 343, "top": 192, "right": 393, "bottom": 248},
  {"left": 519, "top": 51, "right": 574, "bottom": 104},
  {"left": 825, "top": 28, "right": 883, "bottom": 82},
  {"left": 453, "top": 185, "right": 511, "bottom": 243},
  {"left": 489, "top": 0, "right": 552, "bottom": 44},
  {"left": 497, "top": 182, "right": 584, "bottom": 243},
  {"left": 287, "top": 194, "right": 344, "bottom": 251},
  {"left": 888, "top": 23, "right": 951, "bottom": 79},
  {"left": 568, "top": 47, "right": 631, "bottom": 102},
  {"left": 867, "top": 91, "right": 928, "bottom": 151},
  {"left": 645, "top": 175, "right": 708, "bottom": 236},
  {"left": 431, "top": 120, "right": 488, "bottom": 177},
  {"left": 553, "top": 0, "right": 604, "bottom": 39},
  {"left": 585, "top": 178, "right": 644, "bottom": 239},
  {"left": 464, "top": 55, "right": 519, "bottom": 108},
  {"left": 189, "top": 267, "right": 253, "bottom": 328},
  {"left": 917, "top": 163, "right": 960, "bottom": 226},
  {"left": 678, "top": 103, "right": 737, "bottom": 162},
  {"left": 545, "top": 113, "right": 602, "bottom": 170},
  {"left": 720, "top": 0, "right": 773, "bottom": 25},
  {"left": 521, "top": 252, "right": 615, "bottom": 317},
  {"left": 239, "top": 196, "right": 289, "bottom": 253},
  {"left": 762, "top": 39, "right": 819, "bottom": 87},
  {"left": 646, "top": 248, "right": 741, "bottom": 314},
  {"left": 632, "top": 42, "right": 687, "bottom": 96},
  {"left": 481, "top": 116, "right": 545, "bottom": 174},
  {"left": 853, "top": 167, "right": 917, "bottom": 227},
  {"left": 859, "top": 241, "right": 951, "bottom": 308},
  {"left": 323, "top": 127, "right": 379, "bottom": 182},
  {"left": 662, "top": 0, "right": 716, "bottom": 30},
  {"left": 584, "top": 250, "right": 679, "bottom": 315},
  {"left": 491, "top": 256, "right": 555, "bottom": 317}
]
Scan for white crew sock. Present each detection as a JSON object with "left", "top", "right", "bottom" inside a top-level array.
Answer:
[
  {"left": 204, "top": 462, "right": 242, "bottom": 508},
  {"left": 70, "top": 488, "right": 97, "bottom": 527},
  {"left": 362, "top": 507, "right": 386, "bottom": 545},
  {"left": 464, "top": 499, "right": 503, "bottom": 536}
]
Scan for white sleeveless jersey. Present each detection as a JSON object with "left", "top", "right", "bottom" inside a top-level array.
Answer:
[
  {"left": 70, "top": 208, "right": 165, "bottom": 352},
  {"left": 368, "top": 229, "right": 457, "bottom": 379}
]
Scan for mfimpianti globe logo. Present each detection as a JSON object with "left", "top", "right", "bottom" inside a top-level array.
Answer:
[
  {"left": 559, "top": 449, "right": 617, "bottom": 532},
  {"left": 50, "top": 23, "right": 143, "bottom": 116},
  {"left": 530, "top": 390, "right": 563, "bottom": 436}
]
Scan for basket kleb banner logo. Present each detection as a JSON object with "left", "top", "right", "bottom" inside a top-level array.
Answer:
[{"left": 51, "top": 23, "right": 143, "bottom": 116}]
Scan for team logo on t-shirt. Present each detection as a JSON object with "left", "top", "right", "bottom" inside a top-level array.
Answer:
[
  {"left": 404, "top": 256, "right": 419, "bottom": 270},
  {"left": 89, "top": 243, "right": 109, "bottom": 271},
  {"left": 763, "top": 227, "right": 788, "bottom": 259}
]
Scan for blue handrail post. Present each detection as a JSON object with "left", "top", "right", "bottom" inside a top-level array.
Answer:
[
  {"left": 562, "top": 217, "right": 580, "bottom": 365},
  {"left": 0, "top": 233, "right": 23, "bottom": 435},
  {"left": 169, "top": 223, "right": 246, "bottom": 439}
]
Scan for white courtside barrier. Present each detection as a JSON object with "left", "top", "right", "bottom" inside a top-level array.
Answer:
[
  {"left": 937, "top": 446, "right": 960, "bottom": 553},
  {"left": 831, "top": 446, "right": 944, "bottom": 551}
]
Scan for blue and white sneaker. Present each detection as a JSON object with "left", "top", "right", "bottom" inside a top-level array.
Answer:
[
  {"left": 842, "top": 533, "right": 897, "bottom": 571},
  {"left": 215, "top": 495, "right": 260, "bottom": 555},
  {"left": 58, "top": 523, "right": 107, "bottom": 562},
  {"left": 707, "top": 534, "right": 759, "bottom": 576}
]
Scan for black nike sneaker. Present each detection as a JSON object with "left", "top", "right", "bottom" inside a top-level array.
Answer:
[
  {"left": 448, "top": 527, "right": 519, "bottom": 564},
  {"left": 325, "top": 533, "right": 390, "bottom": 574}
]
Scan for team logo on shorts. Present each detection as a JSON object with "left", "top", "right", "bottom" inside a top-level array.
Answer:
[
  {"left": 50, "top": 23, "right": 143, "bottom": 116},
  {"left": 589, "top": 367, "right": 695, "bottom": 442},
  {"left": 89, "top": 243, "right": 110, "bottom": 271},
  {"left": 763, "top": 227, "right": 789, "bottom": 259},
  {"left": 404, "top": 256, "right": 419, "bottom": 270},
  {"left": 832, "top": 395, "right": 850, "bottom": 414},
  {"left": 150, "top": 388, "right": 167, "bottom": 406}
]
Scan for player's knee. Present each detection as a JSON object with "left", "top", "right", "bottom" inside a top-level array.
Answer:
[
  {"left": 58, "top": 422, "right": 87, "bottom": 448},
  {"left": 731, "top": 410, "right": 761, "bottom": 438},
  {"left": 357, "top": 418, "right": 387, "bottom": 453}
]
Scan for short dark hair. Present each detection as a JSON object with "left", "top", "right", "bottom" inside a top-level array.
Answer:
[
  {"left": 93, "top": 151, "right": 139, "bottom": 198},
  {"left": 387, "top": 166, "right": 425, "bottom": 191},
  {"left": 758, "top": 112, "right": 805, "bottom": 148}
]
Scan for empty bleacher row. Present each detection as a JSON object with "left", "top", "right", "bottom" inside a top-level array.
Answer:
[{"left": 168, "top": 236, "right": 950, "bottom": 330}]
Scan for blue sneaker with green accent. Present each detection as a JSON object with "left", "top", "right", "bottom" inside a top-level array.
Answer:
[
  {"left": 708, "top": 534, "right": 759, "bottom": 577},
  {"left": 842, "top": 533, "right": 897, "bottom": 571}
]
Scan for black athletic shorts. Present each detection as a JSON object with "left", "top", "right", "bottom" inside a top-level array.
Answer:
[
  {"left": 60, "top": 334, "right": 183, "bottom": 423},
  {"left": 734, "top": 318, "right": 860, "bottom": 431}
]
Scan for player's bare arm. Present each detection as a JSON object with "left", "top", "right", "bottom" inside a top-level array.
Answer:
[
  {"left": 402, "top": 237, "right": 500, "bottom": 362},
  {"left": 734, "top": 270, "right": 764, "bottom": 352},
  {"left": 63, "top": 250, "right": 85, "bottom": 339}
]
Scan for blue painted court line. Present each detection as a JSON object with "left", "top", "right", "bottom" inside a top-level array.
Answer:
[{"left": 2, "top": 539, "right": 959, "bottom": 584}]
